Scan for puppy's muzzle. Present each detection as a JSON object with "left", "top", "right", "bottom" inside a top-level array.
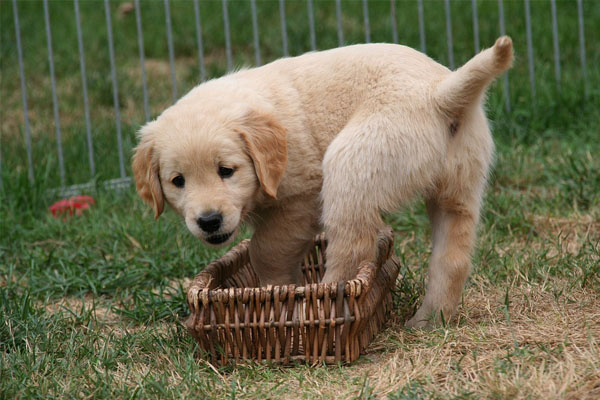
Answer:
[
  {"left": 205, "top": 231, "right": 233, "bottom": 245},
  {"left": 196, "top": 212, "right": 223, "bottom": 233}
]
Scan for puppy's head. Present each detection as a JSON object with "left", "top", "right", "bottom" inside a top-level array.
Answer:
[{"left": 132, "top": 106, "right": 287, "bottom": 246}]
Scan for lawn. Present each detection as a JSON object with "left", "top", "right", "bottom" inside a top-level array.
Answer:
[{"left": 1, "top": 1, "right": 599, "bottom": 398}]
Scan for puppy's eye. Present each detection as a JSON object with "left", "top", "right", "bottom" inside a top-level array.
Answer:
[
  {"left": 218, "top": 166, "right": 234, "bottom": 179},
  {"left": 171, "top": 175, "right": 185, "bottom": 188}
]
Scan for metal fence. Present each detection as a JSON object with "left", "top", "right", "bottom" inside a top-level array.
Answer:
[{"left": 5, "top": 0, "right": 591, "bottom": 196}]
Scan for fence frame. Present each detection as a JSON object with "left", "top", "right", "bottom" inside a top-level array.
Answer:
[{"left": 4, "top": 0, "right": 590, "bottom": 196}]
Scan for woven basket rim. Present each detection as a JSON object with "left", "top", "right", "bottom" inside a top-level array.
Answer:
[
  {"left": 186, "top": 227, "right": 395, "bottom": 307},
  {"left": 184, "top": 226, "right": 401, "bottom": 365}
]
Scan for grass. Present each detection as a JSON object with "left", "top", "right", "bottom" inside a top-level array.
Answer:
[{"left": 1, "top": 0, "right": 600, "bottom": 399}]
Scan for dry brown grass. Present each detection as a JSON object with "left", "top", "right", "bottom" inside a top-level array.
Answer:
[
  {"left": 358, "top": 278, "right": 599, "bottom": 399},
  {"left": 530, "top": 212, "right": 600, "bottom": 258},
  {"left": 212, "top": 276, "right": 593, "bottom": 399},
  {"left": 39, "top": 276, "right": 598, "bottom": 399},
  {"left": 1, "top": 58, "right": 197, "bottom": 141},
  {"left": 18, "top": 204, "right": 596, "bottom": 399}
]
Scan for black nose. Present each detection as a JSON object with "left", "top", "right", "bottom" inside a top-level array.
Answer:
[{"left": 196, "top": 212, "right": 222, "bottom": 233}]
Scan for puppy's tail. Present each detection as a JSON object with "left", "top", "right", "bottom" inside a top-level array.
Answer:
[{"left": 434, "top": 36, "right": 513, "bottom": 118}]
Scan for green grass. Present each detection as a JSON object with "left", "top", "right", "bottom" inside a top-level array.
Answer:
[{"left": 1, "top": 1, "right": 600, "bottom": 399}]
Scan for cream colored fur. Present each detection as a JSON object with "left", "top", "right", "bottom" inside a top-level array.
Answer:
[{"left": 132, "top": 37, "right": 513, "bottom": 328}]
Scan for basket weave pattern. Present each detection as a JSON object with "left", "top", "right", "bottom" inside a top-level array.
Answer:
[{"left": 185, "top": 228, "right": 400, "bottom": 365}]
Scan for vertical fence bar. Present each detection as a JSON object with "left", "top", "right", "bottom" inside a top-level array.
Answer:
[
  {"left": 192, "top": 0, "right": 207, "bottom": 80},
  {"left": 44, "top": 0, "right": 65, "bottom": 187},
  {"left": 250, "top": 0, "right": 262, "bottom": 65},
  {"left": 390, "top": 0, "right": 398, "bottom": 44},
  {"left": 0, "top": 132, "right": 3, "bottom": 189},
  {"left": 362, "top": 0, "right": 370, "bottom": 43},
  {"left": 417, "top": 0, "right": 426, "bottom": 53},
  {"left": 307, "top": 0, "right": 316, "bottom": 50},
  {"left": 471, "top": 0, "right": 480, "bottom": 53},
  {"left": 576, "top": 0, "right": 587, "bottom": 97},
  {"left": 74, "top": 0, "right": 95, "bottom": 177},
  {"left": 164, "top": 0, "right": 177, "bottom": 102},
  {"left": 335, "top": 0, "right": 344, "bottom": 47},
  {"left": 444, "top": 0, "right": 454, "bottom": 69},
  {"left": 12, "top": 0, "right": 33, "bottom": 182},
  {"left": 134, "top": 0, "right": 150, "bottom": 121},
  {"left": 104, "top": 0, "right": 126, "bottom": 179},
  {"left": 498, "top": 0, "right": 510, "bottom": 112},
  {"left": 279, "top": 0, "right": 288, "bottom": 56},
  {"left": 222, "top": 0, "right": 233, "bottom": 71},
  {"left": 524, "top": 0, "right": 536, "bottom": 100},
  {"left": 550, "top": 0, "right": 561, "bottom": 92}
]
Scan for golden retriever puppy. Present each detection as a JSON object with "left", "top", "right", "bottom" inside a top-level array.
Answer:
[{"left": 132, "top": 37, "right": 513, "bottom": 328}]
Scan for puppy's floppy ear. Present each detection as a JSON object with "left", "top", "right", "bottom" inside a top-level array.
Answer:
[
  {"left": 237, "top": 110, "right": 287, "bottom": 198},
  {"left": 132, "top": 125, "right": 164, "bottom": 219}
]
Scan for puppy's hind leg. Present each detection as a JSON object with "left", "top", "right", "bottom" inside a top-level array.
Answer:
[
  {"left": 404, "top": 38, "right": 509, "bottom": 328},
  {"left": 405, "top": 191, "right": 483, "bottom": 329}
]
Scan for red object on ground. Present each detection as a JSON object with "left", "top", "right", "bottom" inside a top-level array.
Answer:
[{"left": 49, "top": 195, "right": 96, "bottom": 218}]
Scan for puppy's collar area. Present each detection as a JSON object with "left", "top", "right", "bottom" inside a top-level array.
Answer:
[{"left": 205, "top": 231, "right": 233, "bottom": 245}]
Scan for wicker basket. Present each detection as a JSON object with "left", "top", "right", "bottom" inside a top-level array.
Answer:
[{"left": 185, "top": 227, "right": 400, "bottom": 365}]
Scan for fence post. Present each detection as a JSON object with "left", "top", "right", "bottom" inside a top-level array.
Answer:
[
  {"left": 280, "top": 0, "right": 288, "bottom": 56},
  {"left": 74, "top": 0, "right": 95, "bottom": 177},
  {"left": 550, "top": 0, "right": 561, "bottom": 92},
  {"left": 134, "top": 0, "right": 151, "bottom": 122},
  {"left": 362, "top": 0, "right": 371, "bottom": 43},
  {"left": 164, "top": 0, "right": 177, "bottom": 103},
  {"left": 222, "top": 0, "right": 233, "bottom": 71},
  {"left": 417, "top": 0, "right": 426, "bottom": 53},
  {"left": 104, "top": 0, "right": 126, "bottom": 179},
  {"left": 390, "top": 0, "right": 398, "bottom": 44},
  {"left": 524, "top": 0, "right": 536, "bottom": 101},
  {"left": 444, "top": 0, "right": 454, "bottom": 69},
  {"left": 576, "top": 0, "right": 587, "bottom": 98},
  {"left": 192, "top": 0, "right": 207, "bottom": 81},
  {"left": 471, "top": 0, "right": 480, "bottom": 53},
  {"left": 0, "top": 132, "right": 2, "bottom": 190},
  {"left": 335, "top": 0, "right": 344, "bottom": 47},
  {"left": 44, "top": 0, "right": 66, "bottom": 187},
  {"left": 12, "top": 0, "right": 34, "bottom": 183},
  {"left": 307, "top": 0, "right": 317, "bottom": 50},
  {"left": 250, "top": 0, "right": 262, "bottom": 65},
  {"left": 498, "top": 0, "right": 510, "bottom": 112}
]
